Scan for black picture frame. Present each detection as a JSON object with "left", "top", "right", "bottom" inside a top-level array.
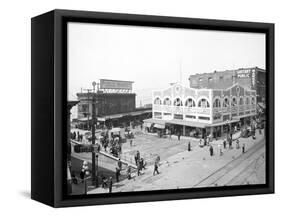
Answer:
[{"left": 31, "top": 9, "right": 274, "bottom": 207}]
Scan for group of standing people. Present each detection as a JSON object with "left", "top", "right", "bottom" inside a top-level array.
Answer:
[
  {"left": 209, "top": 138, "right": 246, "bottom": 157},
  {"left": 71, "top": 131, "right": 83, "bottom": 142}
]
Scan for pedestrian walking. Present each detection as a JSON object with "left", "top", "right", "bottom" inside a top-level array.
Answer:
[
  {"left": 139, "top": 158, "right": 146, "bottom": 170},
  {"left": 204, "top": 137, "right": 207, "bottom": 146},
  {"left": 242, "top": 143, "right": 246, "bottom": 154},
  {"left": 115, "top": 167, "right": 120, "bottom": 182},
  {"left": 218, "top": 144, "right": 223, "bottom": 156},
  {"left": 108, "top": 177, "right": 113, "bottom": 193},
  {"left": 73, "top": 131, "right": 76, "bottom": 140},
  {"left": 177, "top": 132, "right": 181, "bottom": 141},
  {"left": 153, "top": 161, "right": 160, "bottom": 176},
  {"left": 236, "top": 139, "right": 240, "bottom": 149},
  {"left": 101, "top": 176, "right": 108, "bottom": 188},
  {"left": 209, "top": 145, "right": 214, "bottom": 156},
  {"left": 117, "top": 158, "right": 122, "bottom": 170},
  {"left": 188, "top": 142, "right": 191, "bottom": 151},
  {"left": 259, "top": 128, "right": 262, "bottom": 135},
  {"left": 130, "top": 139, "right": 133, "bottom": 147},
  {"left": 229, "top": 138, "right": 232, "bottom": 149},
  {"left": 137, "top": 161, "right": 141, "bottom": 176},
  {"left": 135, "top": 150, "right": 140, "bottom": 165},
  {"left": 223, "top": 139, "right": 227, "bottom": 149},
  {"left": 127, "top": 166, "right": 132, "bottom": 180}
]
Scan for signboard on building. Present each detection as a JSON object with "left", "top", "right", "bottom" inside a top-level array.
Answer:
[
  {"left": 236, "top": 69, "right": 252, "bottom": 78},
  {"left": 100, "top": 79, "right": 133, "bottom": 90}
]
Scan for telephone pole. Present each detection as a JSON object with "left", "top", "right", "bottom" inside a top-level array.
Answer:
[{"left": 91, "top": 82, "right": 99, "bottom": 187}]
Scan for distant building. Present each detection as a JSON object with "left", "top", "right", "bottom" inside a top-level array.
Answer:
[
  {"left": 189, "top": 67, "right": 265, "bottom": 104},
  {"left": 77, "top": 92, "right": 136, "bottom": 119},
  {"left": 144, "top": 83, "right": 256, "bottom": 139},
  {"left": 76, "top": 79, "right": 151, "bottom": 129}
]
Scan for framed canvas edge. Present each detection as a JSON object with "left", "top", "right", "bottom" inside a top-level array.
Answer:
[{"left": 49, "top": 9, "right": 274, "bottom": 207}]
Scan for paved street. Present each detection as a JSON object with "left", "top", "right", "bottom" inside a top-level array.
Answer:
[{"left": 87, "top": 128, "right": 265, "bottom": 194}]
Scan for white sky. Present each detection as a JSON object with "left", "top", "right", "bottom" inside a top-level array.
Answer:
[{"left": 67, "top": 22, "right": 265, "bottom": 108}]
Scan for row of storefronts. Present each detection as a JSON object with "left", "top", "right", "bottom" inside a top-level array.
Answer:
[{"left": 144, "top": 83, "right": 257, "bottom": 139}]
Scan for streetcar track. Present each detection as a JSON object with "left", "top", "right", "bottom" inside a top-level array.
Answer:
[
  {"left": 225, "top": 153, "right": 265, "bottom": 185},
  {"left": 192, "top": 138, "right": 265, "bottom": 188}
]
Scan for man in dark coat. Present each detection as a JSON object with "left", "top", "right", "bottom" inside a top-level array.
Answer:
[
  {"left": 108, "top": 177, "right": 113, "bottom": 193},
  {"left": 115, "top": 167, "right": 120, "bottom": 182},
  {"left": 229, "top": 138, "right": 232, "bottom": 149},
  {"left": 188, "top": 142, "right": 191, "bottom": 151},
  {"left": 153, "top": 161, "right": 160, "bottom": 176},
  {"left": 223, "top": 139, "right": 227, "bottom": 149},
  {"left": 209, "top": 145, "right": 214, "bottom": 156},
  {"left": 177, "top": 132, "right": 181, "bottom": 141},
  {"left": 135, "top": 151, "right": 140, "bottom": 165},
  {"left": 242, "top": 143, "right": 246, "bottom": 154}
]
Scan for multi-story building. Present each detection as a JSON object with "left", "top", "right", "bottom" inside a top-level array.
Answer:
[
  {"left": 77, "top": 92, "right": 136, "bottom": 119},
  {"left": 189, "top": 67, "right": 265, "bottom": 103},
  {"left": 76, "top": 79, "right": 151, "bottom": 129},
  {"left": 144, "top": 83, "right": 256, "bottom": 138}
]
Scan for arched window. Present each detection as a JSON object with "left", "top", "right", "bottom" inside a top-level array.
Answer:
[
  {"left": 163, "top": 98, "right": 172, "bottom": 106},
  {"left": 198, "top": 98, "right": 210, "bottom": 108},
  {"left": 232, "top": 97, "right": 237, "bottom": 106},
  {"left": 154, "top": 97, "right": 162, "bottom": 105},
  {"left": 239, "top": 97, "right": 244, "bottom": 105},
  {"left": 174, "top": 98, "right": 183, "bottom": 106},
  {"left": 245, "top": 97, "right": 250, "bottom": 105},
  {"left": 213, "top": 98, "right": 221, "bottom": 108},
  {"left": 223, "top": 97, "right": 229, "bottom": 107},
  {"left": 251, "top": 97, "right": 256, "bottom": 105},
  {"left": 185, "top": 98, "right": 195, "bottom": 107}
]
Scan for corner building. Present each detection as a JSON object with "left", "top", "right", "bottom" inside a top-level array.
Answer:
[{"left": 144, "top": 83, "right": 256, "bottom": 139}]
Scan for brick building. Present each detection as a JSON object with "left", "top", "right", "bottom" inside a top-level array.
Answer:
[
  {"left": 75, "top": 79, "right": 151, "bottom": 129},
  {"left": 189, "top": 67, "right": 266, "bottom": 103}
]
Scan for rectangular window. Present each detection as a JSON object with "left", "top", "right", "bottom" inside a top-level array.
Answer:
[
  {"left": 154, "top": 112, "right": 162, "bottom": 119},
  {"left": 164, "top": 113, "right": 172, "bottom": 116},
  {"left": 174, "top": 114, "right": 183, "bottom": 119},
  {"left": 185, "top": 115, "right": 196, "bottom": 119},
  {"left": 223, "top": 115, "right": 230, "bottom": 121},
  {"left": 198, "top": 116, "right": 210, "bottom": 120}
]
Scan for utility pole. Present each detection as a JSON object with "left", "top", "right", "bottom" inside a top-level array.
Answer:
[
  {"left": 91, "top": 82, "right": 98, "bottom": 187},
  {"left": 83, "top": 88, "right": 92, "bottom": 131}
]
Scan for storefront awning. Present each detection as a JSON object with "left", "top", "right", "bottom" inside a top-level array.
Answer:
[
  {"left": 143, "top": 118, "right": 166, "bottom": 125},
  {"left": 166, "top": 119, "right": 206, "bottom": 128},
  {"left": 209, "top": 119, "right": 240, "bottom": 127},
  {"left": 154, "top": 124, "right": 165, "bottom": 129}
]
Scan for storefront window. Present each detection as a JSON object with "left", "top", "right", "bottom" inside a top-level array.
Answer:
[{"left": 154, "top": 112, "right": 162, "bottom": 119}]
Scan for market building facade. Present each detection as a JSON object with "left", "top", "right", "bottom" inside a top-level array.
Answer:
[{"left": 144, "top": 83, "right": 256, "bottom": 139}]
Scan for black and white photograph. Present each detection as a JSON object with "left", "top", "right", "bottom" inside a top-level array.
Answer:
[{"left": 66, "top": 22, "right": 266, "bottom": 195}]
